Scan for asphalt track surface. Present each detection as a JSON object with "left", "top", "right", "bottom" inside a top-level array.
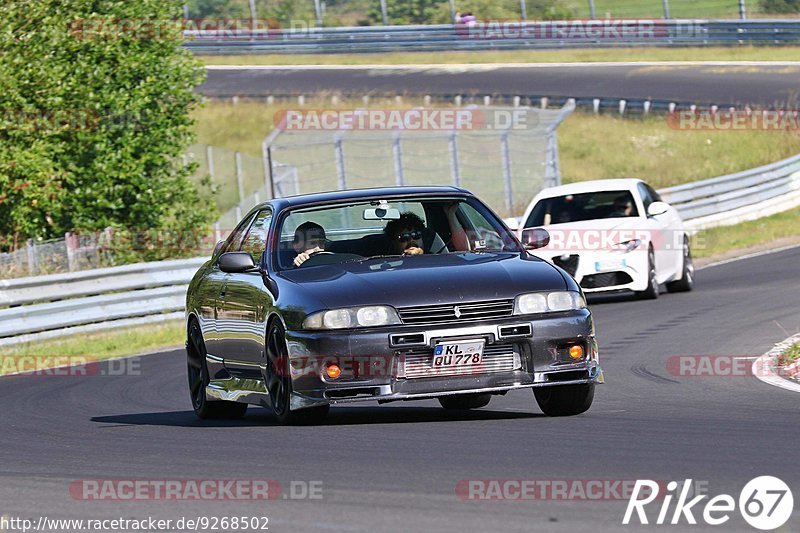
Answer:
[
  {"left": 1, "top": 246, "right": 799, "bottom": 532},
  {"left": 200, "top": 63, "right": 800, "bottom": 108}
]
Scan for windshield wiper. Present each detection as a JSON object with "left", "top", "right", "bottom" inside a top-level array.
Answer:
[{"left": 341, "top": 254, "right": 405, "bottom": 264}]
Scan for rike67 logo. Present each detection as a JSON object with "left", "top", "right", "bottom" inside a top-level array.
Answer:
[{"left": 623, "top": 476, "right": 793, "bottom": 530}]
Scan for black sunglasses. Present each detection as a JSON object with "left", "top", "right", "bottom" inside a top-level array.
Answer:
[{"left": 395, "top": 230, "right": 422, "bottom": 242}]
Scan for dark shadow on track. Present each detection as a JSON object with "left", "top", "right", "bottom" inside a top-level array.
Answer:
[{"left": 91, "top": 406, "right": 543, "bottom": 427}]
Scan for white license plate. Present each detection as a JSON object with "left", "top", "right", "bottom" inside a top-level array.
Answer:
[{"left": 432, "top": 340, "right": 485, "bottom": 368}]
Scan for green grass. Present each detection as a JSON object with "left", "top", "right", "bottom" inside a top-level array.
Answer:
[
  {"left": 199, "top": 46, "right": 800, "bottom": 66},
  {"left": 0, "top": 320, "right": 185, "bottom": 375},
  {"left": 691, "top": 206, "right": 800, "bottom": 259},
  {"left": 782, "top": 343, "right": 800, "bottom": 366}
]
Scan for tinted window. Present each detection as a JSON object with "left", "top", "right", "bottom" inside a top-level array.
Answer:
[
  {"left": 222, "top": 212, "right": 257, "bottom": 255},
  {"left": 524, "top": 190, "right": 639, "bottom": 227},
  {"left": 637, "top": 183, "right": 654, "bottom": 211}
]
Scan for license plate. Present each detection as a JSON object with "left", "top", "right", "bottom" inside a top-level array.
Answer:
[
  {"left": 595, "top": 258, "right": 627, "bottom": 272},
  {"left": 432, "top": 339, "right": 485, "bottom": 368}
]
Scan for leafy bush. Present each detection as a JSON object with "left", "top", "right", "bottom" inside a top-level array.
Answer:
[
  {"left": 760, "top": 0, "right": 800, "bottom": 12},
  {"left": 0, "top": 0, "right": 211, "bottom": 259}
]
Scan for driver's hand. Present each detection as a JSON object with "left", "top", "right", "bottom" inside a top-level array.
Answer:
[
  {"left": 403, "top": 246, "right": 424, "bottom": 256},
  {"left": 293, "top": 246, "right": 322, "bottom": 267}
]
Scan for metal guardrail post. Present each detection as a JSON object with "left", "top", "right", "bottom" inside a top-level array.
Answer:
[
  {"left": 206, "top": 145, "right": 215, "bottom": 183},
  {"left": 588, "top": 0, "right": 596, "bottom": 19},
  {"left": 520, "top": 0, "right": 527, "bottom": 20},
  {"left": 449, "top": 131, "right": 461, "bottom": 188},
  {"left": 392, "top": 132, "right": 405, "bottom": 186},
  {"left": 739, "top": 0, "right": 747, "bottom": 20},
  {"left": 662, "top": 0, "right": 671, "bottom": 19},
  {"left": 235, "top": 151, "right": 245, "bottom": 206},
  {"left": 380, "top": 0, "right": 389, "bottom": 25},
  {"left": 334, "top": 135, "right": 347, "bottom": 190},
  {"left": 500, "top": 131, "right": 514, "bottom": 217}
]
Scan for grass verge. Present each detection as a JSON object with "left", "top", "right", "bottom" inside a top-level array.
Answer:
[
  {"left": 199, "top": 47, "right": 800, "bottom": 66},
  {"left": 692, "top": 206, "right": 800, "bottom": 261},
  {"left": 0, "top": 320, "right": 185, "bottom": 376}
]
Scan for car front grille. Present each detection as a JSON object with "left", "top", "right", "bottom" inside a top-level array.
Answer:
[
  {"left": 397, "top": 299, "right": 514, "bottom": 325},
  {"left": 580, "top": 271, "right": 633, "bottom": 289},
  {"left": 553, "top": 254, "right": 579, "bottom": 277},
  {"left": 400, "top": 343, "right": 520, "bottom": 379}
]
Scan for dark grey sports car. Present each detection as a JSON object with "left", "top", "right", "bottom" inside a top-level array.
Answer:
[{"left": 186, "top": 186, "right": 603, "bottom": 424}]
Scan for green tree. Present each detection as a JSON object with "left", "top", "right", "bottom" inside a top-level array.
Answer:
[
  {"left": 0, "top": 0, "right": 210, "bottom": 258},
  {"left": 369, "top": 0, "right": 449, "bottom": 25}
]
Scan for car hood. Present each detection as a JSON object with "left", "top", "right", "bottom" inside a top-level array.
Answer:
[{"left": 276, "top": 252, "right": 568, "bottom": 310}]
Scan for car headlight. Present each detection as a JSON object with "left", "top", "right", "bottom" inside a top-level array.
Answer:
[
  {"left": 514, "top": 291, "right": 586, "bottom": 315},
  {"left": 614, "top": 239, "right": 641, "bottom": 253},
  {"left": 303, "top": 305, "right": 401, "bottom": 330}
]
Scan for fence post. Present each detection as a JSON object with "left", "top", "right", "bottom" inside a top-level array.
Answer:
[
  {"left": 65, "top": 232, "right": 76, "bottom": 272},
  {"left": 235, "top": 151, "right": 245, "bottom": 206},
  {"left": 206, "top": 145, "right": 215, "bottom": 183},
  {"left": 334, "top": 135, "right": 347, "bottom": 190},
  {"left": 544, "top": 131, "right": 561, "bottom": 188},
  {"left": 262, "top": 139, "right": 275, "bottom": 200},
  {"left": 500, "top": 132, "right": 513, "bottom": 217},
  {"left": 379, "top": 0, "right": 389, "bottom": 25},
  {"left": 449, "top": 131, "right": 461, "bottom": 187},
  {"left": 392, "top": 132, "right": 405, "bottom": 186},
  {"left": 662, "top": 0, "right": 671, "bottom": 19},
  {"left": 314, "top": 0, "right": 322, "bottom": 26},
  {"left": 26, "top": 239, "right": 37, "bottom": 276},
  {"left": 739, "top": 0, "right": 747, "bottom": 20},
  {"left": 588, "top": 0, "right": 596, "bottom": 19},
  {"left": 248, "top": 0, "right": 257, "bottom": 29},
  {"left": 449, "top": 0, "right": 457, "bottom": 24},
  {"left": 182, "top": 3, "right": 189, "bottom": 19},
  {"left": 519, "top": 0, "right": 527, "bottom": 20}
]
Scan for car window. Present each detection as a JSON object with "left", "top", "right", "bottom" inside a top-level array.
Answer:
[
  {"left": 645, "top": 183, "right": 662, "bottom": 203},
  {"left": 222, "top": 212, "right": 257, "bottom": 255},
  {"left": 458, "top": 203, "right": 506, "bottom": 251},
  {"left": 239, "top": 209, "right": 273, "bottom": 263},
  {"left": 638, "top": 183, "right": 654, "bottom": 211}
]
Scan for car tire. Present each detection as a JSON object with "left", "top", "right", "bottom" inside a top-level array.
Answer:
[
  {"left": 635, "top": 248, "right": 659, "bottom": 300},
  {"left": 187, "top": 321, "right": 248, "bottom": 420},
  {"left": 438, "top": 393, "right": 492, "bottom": 410},
  {"left": 533, "top": 383, "right": 594, "bottom": 416},
  {"left": 666, "top": 237, "right": 694, "bottom": 293},
  {"left": 265, "top": 320, "right": 329, "bottom": 425}
]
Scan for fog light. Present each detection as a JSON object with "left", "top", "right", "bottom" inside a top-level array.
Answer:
[
  {"left": 569, "top": 345, "right": 584, "bottom": 360},
  {"left": 326, "top": 364, "right": 341, "bottom": 379}
]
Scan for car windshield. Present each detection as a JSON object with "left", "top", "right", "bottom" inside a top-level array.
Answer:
[
  {"left": 276, "top": 196, "right": 521, "bottom": 270},
  {"left": 523, "top": 190, "right": 639, "bottom": 227}
]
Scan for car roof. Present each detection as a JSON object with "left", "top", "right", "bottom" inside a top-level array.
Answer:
[
  {"left": 535, "top": 178, "right": 644, "bottom": 198},
  {"left": 266, "top": 186, "right": 470, "bottom": 211}
]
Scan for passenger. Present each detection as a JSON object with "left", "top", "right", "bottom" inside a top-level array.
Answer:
[
  {"left": 292, "top": 221, "right": 327, "bottom": 267},
  {"left": 385, "top": 212, "right": 426, "bottom": 256},
  {"left": 609, "top": 195, "right": 634, "bottom": 218}
]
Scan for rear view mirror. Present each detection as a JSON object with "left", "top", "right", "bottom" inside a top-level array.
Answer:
[
  {"left": 647, "top": 201, "right": 669, "bottom": 217},
  {"left": 363, "top": 207, "right": 401, "bottom": 220},
  {"left": 218, "top": 252, "right": 257, "bottom": 273},
  {"left": 521, "top": 228, "right": 550, "bottom": 250}
]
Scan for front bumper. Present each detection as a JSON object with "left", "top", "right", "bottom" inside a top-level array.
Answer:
[
  {"left": 539, "top": 250, "right": 648, "bottom": 293},
  {"left": 283, "top": 310, "right": 602, "bottom": 409}
]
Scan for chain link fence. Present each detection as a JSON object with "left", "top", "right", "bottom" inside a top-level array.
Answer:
[{"left": 0, "top": 232, "right": 114, "bottom": 279}]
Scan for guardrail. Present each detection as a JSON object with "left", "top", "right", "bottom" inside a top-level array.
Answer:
[
  {"left": 2, "top": 153, "right": 800, "bottom": 345},
  {"left": 660, "top": 153, "right": 800, "bottom": 229},
  {"left": 185, "top": 19, "right": 800, "bottom": 54}
]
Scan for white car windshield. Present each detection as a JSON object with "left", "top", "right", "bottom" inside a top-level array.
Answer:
[{"left": 524, "top": 190, "right": 639, "bottom": 227}]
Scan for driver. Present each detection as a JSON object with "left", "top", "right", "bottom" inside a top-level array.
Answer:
[
  {"left": 385, "top": 212, "right": 426, "bottom": 256},
  {"left": 609, "top": 195, "right": 633, "bottom": 218},
  {"left": 292, "top": 221, "right": 327, "bottom": 267}
]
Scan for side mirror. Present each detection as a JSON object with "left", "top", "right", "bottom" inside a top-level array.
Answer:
[
  {"left": 218, "top": 252, "right": 257, "bottom": 273},
  {"left": 521, "top": 228, "right": 550, "bottom": 250},
  {"left": 212, "top": 240, "right": 226, "bottom": 257},
  {"left": 647, "top": 201, "right": 669, "bottom": 217}
]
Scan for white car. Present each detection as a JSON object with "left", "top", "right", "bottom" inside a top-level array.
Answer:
[{"left": 515, "top": 179, "right": 694, "bottom": 298}]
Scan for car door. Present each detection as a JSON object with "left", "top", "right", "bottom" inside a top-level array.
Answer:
[
  {"left": 216, "top": 208, "right": 274, "bottom": 373},
  {"left": 647, "top": 183, "right": 684, "bottom": 277},
  {"left": 201, "top": 214, "right": 254, "bottom": 358}
]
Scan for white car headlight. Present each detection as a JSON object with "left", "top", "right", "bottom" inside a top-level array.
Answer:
[
  {"left": 514, "top": 291, "right": 586, "bottom": 315},
  {"left": 303, "top": 305, "right": 400, "bottom": 330},
  {"left": 614, "top": 239, "right": 642, "bottom": 253}
]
